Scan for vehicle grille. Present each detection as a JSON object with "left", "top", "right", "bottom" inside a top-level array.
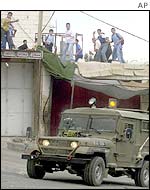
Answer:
[
  {"left": 42, "top": 148, "right": 71, "bottom": 155},
  {"left": 49, "top": 139, "right": 71, "bottom": 147},
  {"left": 40, "top": 139, "right": 73, "bottom": 155}
]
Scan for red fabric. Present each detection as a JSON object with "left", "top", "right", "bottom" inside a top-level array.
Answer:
[{"left": 50, "top": 79, "right": 140, "bottom": 136}]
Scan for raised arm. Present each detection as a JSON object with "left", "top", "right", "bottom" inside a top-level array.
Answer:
[
  {"left": 93, "top": 31, "right": 96, "bottom": 40},
  {"left": 7, "top": 19, "right": 19, "bottom": 24},
  {"left": 11, "top": 19, "right": 19, "bottom": 23}
]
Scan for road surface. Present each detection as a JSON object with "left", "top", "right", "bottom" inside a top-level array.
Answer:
[{"left": 1, "top": 146, "right": 148, "bottom": 189}]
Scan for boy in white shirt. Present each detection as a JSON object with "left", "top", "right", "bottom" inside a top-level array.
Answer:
[
  {"left": 62, "top": 23, "right": 74, "bottom": 63},
  {"left": 92, "top": 31, "right": 101, "bottom": 61},
  {"left": 45, "top": 29, "right": 54, "bottom": 52}
]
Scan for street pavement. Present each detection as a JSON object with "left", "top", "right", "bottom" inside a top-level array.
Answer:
[{"left": 1, "top": 138, "right": 149, "bottom": 189}]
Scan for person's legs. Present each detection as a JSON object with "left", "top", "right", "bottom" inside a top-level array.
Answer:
[
  {"left": 7, "top": 35, "right": 14, "bottom": 49},
  {"left": 49, "top": 43, "right": 53, "bottom": 52},
  {"left": 112, "top": 46, "right": 117, "bottom": 61},
  {"left": 62, "top": 43, "right": 69, "bottom": 62},
  {"left": 1, "top": 28, "right": 5, "bottom": 40},
  {"left": 100, "top": 43, "right": 108, "bottom": 62},
  {"left": 75, "top": 56, "right": 79, "bottom": 62},
  {"left": 120, "top": 48, "right": 125, "bottom": 63},
  {"left": 7, "top": 39, "right": 12, "bottom": 49},
  {"left": 79, "top": 54, "right": 83, "bottom": 59},
  {"left": 75, "top": 54, "right": 83, "bottom": 62},
  {"left": 45, "top": 44, "right": 49, "bottom": 50},
  {"left": 1, "top": 29, "right": 7, "bottom": 49},
  {"left": 94, "top": 52, "right": 97, "bottom": 61},
  {"left": 1, "top": 36, "right": 7, "bottom": 49},
  {"left": 116, "top": 44, "right": 125, "bottom": 63},
  {"left": 95, "top": 48, "right": 101, "bottom": 62},
  {"left": 106, "top": 44, "right": 112, "bottom": 61},
  {"left": 68, "top": 43, "right": 74, "bottom": 62},
  {"left": 46, "top": 45, "right": 52, "bottom": 52}
]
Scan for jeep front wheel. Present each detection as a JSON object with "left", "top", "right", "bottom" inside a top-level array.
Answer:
[
  {"left": 27, "top": 159, "right": 45, "bottom": 179},
  {"left": 134, "top": 161, "right": 149, "bottom": 187},
  {"left": 83, "top": 156, "right": 105, "bottom": 186}
]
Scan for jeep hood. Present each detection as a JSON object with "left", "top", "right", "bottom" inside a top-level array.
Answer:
[{"left": 38, "top": 136, "right": 113, "bottom": 147}]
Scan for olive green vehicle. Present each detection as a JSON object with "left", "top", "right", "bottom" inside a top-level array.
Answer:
[{"left": 22, "top": 101, "right": 149, "bottom": 187}]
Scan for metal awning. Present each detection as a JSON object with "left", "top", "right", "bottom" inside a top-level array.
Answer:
[{"left": 71, "top": 62, "right": 149, "bottom": 99}]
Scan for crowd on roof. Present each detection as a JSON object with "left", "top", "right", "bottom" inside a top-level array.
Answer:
[{"left": 1, "top": 12, "right": 126, "bottom": 63}]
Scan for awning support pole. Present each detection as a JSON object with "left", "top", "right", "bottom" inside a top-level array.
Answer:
[{"left": 70, "top": 81, "right": 75, "bottom": 109}]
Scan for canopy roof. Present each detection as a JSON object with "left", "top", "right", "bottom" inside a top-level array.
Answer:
[
  {"left": 76, "top": 61, "right": 149, "bottom": 80},
  {"left": 37, "top": 46, "right": 76, "bottom": 80},
  {"left": 38, "top": 46, "right": 149, "bottom": 99},
  {"left": 72, "top": 73, "right": 149, "bottom": 99}
]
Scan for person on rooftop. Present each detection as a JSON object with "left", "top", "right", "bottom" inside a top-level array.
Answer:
[
  {"left": 32, "top": 38, "right": 38, "bottom": 51},
  {"left": 1, "top": 12, "right": 19, "bottom": 49},
  {"left": 111, "top": 28, "right": 125, "bottom": 63},
  {"left": 75, "top": 39, "right": 83, "bottom": 62},
  {"left": 44, "top": 29, "right": 54, "bottom": 52},
  {"left": 61, "top": 23, "right": 75, "bottom": 63},
  {"left": 18, "top": 40, "right": 28, "bottom": 50},
  {"left": 96, "top": 29, "right": 108, "bottom": 62},
  {"left": 92, "top": 31, "right": 101, "bottom": 61},
  {"left": 7, "top": 24, "right": 17, "bottom": 49}
]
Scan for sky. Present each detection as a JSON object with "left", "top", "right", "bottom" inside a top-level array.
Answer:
[
  {"left": 1, "top": 0, "right": 149, "bottom": 63},
  {"left": 1, "top": 0, "right": 150, "bottom": 10},
  {"left": 50, "top": 11, "right": 149, "bottom": 62}
]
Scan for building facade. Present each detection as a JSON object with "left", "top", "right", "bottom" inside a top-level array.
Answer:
[{"left": 1, "top": 11, "right": 149, "bottom": 137}]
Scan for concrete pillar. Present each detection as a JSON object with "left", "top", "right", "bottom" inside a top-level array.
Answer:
[
  {"left": 47, "top": 76, "right": 53, "bottom": 136},
  {"left": 37, "top": 11, "right": 43, "bottom": 46},
  {"left": 32, "top": 60, "right": 53, "bottom": 137},
  {"left": 32, "top": 60, "right": 42, "bottom": 137},
  {"left": 38, "top": 66, "right": 52, "bottom": 136}
]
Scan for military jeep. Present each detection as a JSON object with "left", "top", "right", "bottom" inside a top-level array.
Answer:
[{"left": 22, "top": 99, "right": 149, "bottom": 187}]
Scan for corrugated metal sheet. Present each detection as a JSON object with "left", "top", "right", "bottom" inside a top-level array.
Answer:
[
  {"left": 134, "top": 70, "right": 149, "bottom": 76},
  {"left": 73, "top": 68, "right": 149, "bottom": 99},
  {"left": 76, "top": 62, "right": 149, "bottom": 80}
]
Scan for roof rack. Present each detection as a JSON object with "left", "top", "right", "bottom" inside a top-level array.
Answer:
[{"left": 118, "top": 108, "right": 149, "bottom": 114}]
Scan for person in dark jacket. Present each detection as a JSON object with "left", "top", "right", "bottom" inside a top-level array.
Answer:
[
  {"left": 75, "top": 39, "right": 83, "bottom": 62},
  {"left": 18, "top": 40, "right": 28, "bottom": 50}
]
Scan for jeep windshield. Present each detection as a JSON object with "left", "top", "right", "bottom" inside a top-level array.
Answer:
[
  {"left": 60, "top": 114, "right": 89, "bottom": 131},
  {"left": 89, "top": 116, "right": 117, "bottom": 132},
  {"left": 59, "top": 114, "right": 117, "bottom": 133}
]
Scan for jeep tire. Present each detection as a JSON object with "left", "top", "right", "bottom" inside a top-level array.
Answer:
[
  {"left": 83, "top": 156, "right": 105, "bottom": 186},
  {"left": 134, "top": 161, "right": 149, "bottom": 187},
  {"left": 27, "top": 159, "right": 45, "bottom": 179}
]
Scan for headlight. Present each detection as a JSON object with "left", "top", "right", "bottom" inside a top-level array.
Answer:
[
  {"left": 70, "top": 141, "right": 78, "bottom": 149},
  {"left": 42, "top": 140, "right": 50, "bottom": 146}
]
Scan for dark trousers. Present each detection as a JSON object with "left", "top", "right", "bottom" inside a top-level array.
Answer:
[
  {"left": 75, "top": 54, "right": 83, "bottom": 62},
  {"left": 106, "top": 44, "right": 112, "bottom": 60},
  {"left": 94, "top": 43, "right": 112, "bottom": 62},
  {"left": 45, "top": 42, "right": 53, "bottom": 52}
]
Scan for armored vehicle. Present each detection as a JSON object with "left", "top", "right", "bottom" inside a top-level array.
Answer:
[{"left": 22, "top": 98, "right": 149, "bottom": 187}]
